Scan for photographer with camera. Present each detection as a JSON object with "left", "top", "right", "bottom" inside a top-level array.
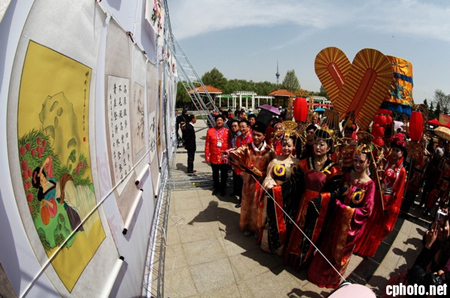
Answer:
[{"left": 382, "top": 208, "right": 450, "bottom": 297}]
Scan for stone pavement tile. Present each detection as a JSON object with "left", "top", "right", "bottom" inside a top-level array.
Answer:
[
  {"left": 183, "top": 238, "right": 227, "bottom": 266},
  {"left": 344, "top": 254, "right": 364, "bottom": 279},
  {"left": 164, "top": 266, "right": 198, "bottom": 298},
  {"left": 352, "top": 258, "right": 379, "bottom": 282},
  {"left": 229, "top": 249, "right": 281, "bottom": 282},
  {"left": 166, "top": 221, "right": 181, "bottom": 246},
  {"left": 168, "top": 214, "right": 185, "bottom": 228},
  {"left": 197, "top": 192, "right": 218, "bottom": 208},
  {"left": 393, "top": 217, "right": 405, "bottom": 232},
  {"left": 221, "top": 232, "right": 262, "bottom": 257},
  {"left": 398, "top": 218, "right": 414, "bottom": 235},
  {"left": 165, "top": 243, "right": 188, "bottom": 270},
  {"left": 199, "top": 284, "right": 241, "bottom": 298},
  {"left": 216, "top": 217, "right": 241, "bottom": 236},
  {"left": 173, "top": 207, "right": 210, "bottom": 225},
  {"left": 284, "top": 282, "right": 333, "bottom": 298},
  {"left": 177, "top": 221, "right": 218, "bottom": 244},
  {"left": 371, "top": 242, "right": 391, "bottom": 264},
  {"left": 173, "top": 194, "right": 203, "bottom": 212},
  {"left": 403, "top": 235, "right": 424, "bottom": 253},
  {"left": 380, "top": 247, "right": 403, "bottom": 271},
  {"left": 241, "top": 269, "right": 307, "bottom": 298},
  {"left": 189, "top": 258, "right": 236, "bottom": 294},
  {"left": 172, "top": 189, "right": 199, "bottom": 200},
  {"left": 389, "top": 230, "right": 410, "bottom": 252},
  {"left": 236, "top": 282, "right": 257, "bottom": 298},
  {"left": 408, "top": 225, "right": 426, "bottom": 242},
  {"left": 201, "top": 203, "right": 241, "bottom": 235}
]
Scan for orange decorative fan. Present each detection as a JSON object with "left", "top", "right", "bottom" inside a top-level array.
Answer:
[{"left": 314, "top": 47, "right": 351, "bottom": 103}]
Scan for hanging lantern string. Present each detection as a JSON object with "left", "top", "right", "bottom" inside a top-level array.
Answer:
[{"left": 248, "top": 172, "right": 347, "bottom": 283}]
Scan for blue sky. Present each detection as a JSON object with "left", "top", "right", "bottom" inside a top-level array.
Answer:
[{"left": 168, "top": 0, "right": 450, "bottom": 104}]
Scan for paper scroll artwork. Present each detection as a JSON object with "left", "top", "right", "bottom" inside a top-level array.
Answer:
[
  {"left": 147, "top": 62, "right": 160, "bottom": 195},
  {"left": 107, "top": 76, "right": 133, "bottom": 185},
  {"left": 16, "top": 41, "right": 105, "bottom": 292},
  {"left": 132, "top": 82, "right": 146, "bottom": 160}
]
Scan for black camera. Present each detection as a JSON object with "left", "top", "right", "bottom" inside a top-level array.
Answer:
[{"left": 422, "top": 272, "right": 444, "bottom": 286}]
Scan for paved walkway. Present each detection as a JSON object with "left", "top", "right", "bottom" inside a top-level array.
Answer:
[{"left": 164, "top": 120, "right": 429, "bottom": 298}]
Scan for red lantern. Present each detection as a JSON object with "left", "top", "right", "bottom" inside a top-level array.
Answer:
[
  {"left": 409, "top": 111, "right": 423, "bottom": 141},
  {"left": 372, "top": 124, "right": 385, "bottom": 138},
  {"left": 386, "top": 115, "right": 393, "bottom": 124},
  {"left": 374, "top": 115, "right": 386, "bottom": 126},
  {"left": 373, "top": 137, "right": 385, "bottom": 147},
  {"left": 294, "top": 97, "right": 308, "bottom": 122}
]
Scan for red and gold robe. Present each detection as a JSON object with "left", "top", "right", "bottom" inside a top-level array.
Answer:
[
  {"left": 307, "top": 172, "right": 375, "bottom": 288},
  {"left": 230, "top": 142, "right": 275, "bottom": 234},
  {"left": 283, "top": 157, "right": 343, "bottom": 270},
  {"left": 354, "top": 157, "right": 406, "bottom": 257},
  {"left": 260, "top": 156, "right": 299, "bottom": 255}
]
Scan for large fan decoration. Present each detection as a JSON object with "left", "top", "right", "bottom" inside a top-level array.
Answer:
[{"left": 315, "top": 47, "right": 394, "bottom": 131}]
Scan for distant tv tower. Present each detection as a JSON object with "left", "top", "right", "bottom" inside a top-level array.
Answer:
[{"left": 276, "top": 60, "right": 280, "bottom": 85}]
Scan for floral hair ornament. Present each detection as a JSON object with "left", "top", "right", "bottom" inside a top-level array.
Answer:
[{"left": 390, "top": 133, "right": 407, "bottom": 149}]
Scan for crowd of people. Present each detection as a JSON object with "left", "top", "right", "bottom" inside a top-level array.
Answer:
[{"left": 176, "top": 107, "right": 450, "bottom": 294}]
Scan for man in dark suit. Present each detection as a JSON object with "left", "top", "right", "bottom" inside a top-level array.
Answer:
[
  {"left": 183, "top": 114, "right": 197, "bottom": 175},
  {"left": 176, "top": 108, "right": 188, "bottom": 146}
]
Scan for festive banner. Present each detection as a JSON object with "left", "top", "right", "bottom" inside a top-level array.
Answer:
[{"left": 384, "top": 55, "right": 413, "bottom": 107}]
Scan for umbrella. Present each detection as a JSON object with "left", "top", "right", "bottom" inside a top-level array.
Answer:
[
  {"left": 434, "top": 126, "right": 450, "bottom": 141},
  {"left": 258, "top": 104, "right": 280, "bottom": 115},
  {"left": 428, "top": 118, "right": 442, "bottom": 126},
  {"left": 314, "top": 108, "right": 325, "bottom": 113}
]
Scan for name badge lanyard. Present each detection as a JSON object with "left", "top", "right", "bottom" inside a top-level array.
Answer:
[
  {"left": 216, "top": 127, "right": 224, "bottom": 147},
  {"left": 240, "top": 132, "right": 251, "bottom": 145}
]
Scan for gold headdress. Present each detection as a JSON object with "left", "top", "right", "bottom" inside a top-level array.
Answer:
[
  {"left": 315, "top": 124, "right": 335, "bottom": 141},
  {"left": 355, "top": 131, "right": 374, "bottom": 156},
  {"left": 272, "top": 120, "right": 303, "bottom": 142}
]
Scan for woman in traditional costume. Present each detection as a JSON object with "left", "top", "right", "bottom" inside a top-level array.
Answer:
[
  {"left": 308, "top": 135, "right": 375, "bottom": 288},
  {"left": 260, "top": 122, "right": 300, "bottom": 255},
  {"left": 283, "top": 127, "right": 343, "bottom": 270},
  {"left": 230, "top": 122, "right": 275, "bottom": 236},
  {"left": 354, "top": 133, "right": 407, "bottom": 257}
]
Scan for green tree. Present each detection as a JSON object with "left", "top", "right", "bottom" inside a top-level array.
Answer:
[
  {"left": 433, "top": 89, "right": 450, "bottom": 114},
  {"left": 201, "top": 68, "right": 227, "bottom": 90},
  {"left": 281, "top": 70, "right": 301, "bottom": 92},
  {"left": 429, "top": 102, "right": 435, "bottom": 119},
  {"left": 176, "top": 81, "right": 191, "bottom": 108},
  {"left": 435, "top": 102, "right": 442, "bottom": 117},
  {"left": 318, "top": 85, "right": 328, "bottom": 99}
]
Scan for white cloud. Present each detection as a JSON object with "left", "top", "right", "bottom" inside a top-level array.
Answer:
[{"left": 168, "top": 0, "right": 450, "bottom": 42}]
